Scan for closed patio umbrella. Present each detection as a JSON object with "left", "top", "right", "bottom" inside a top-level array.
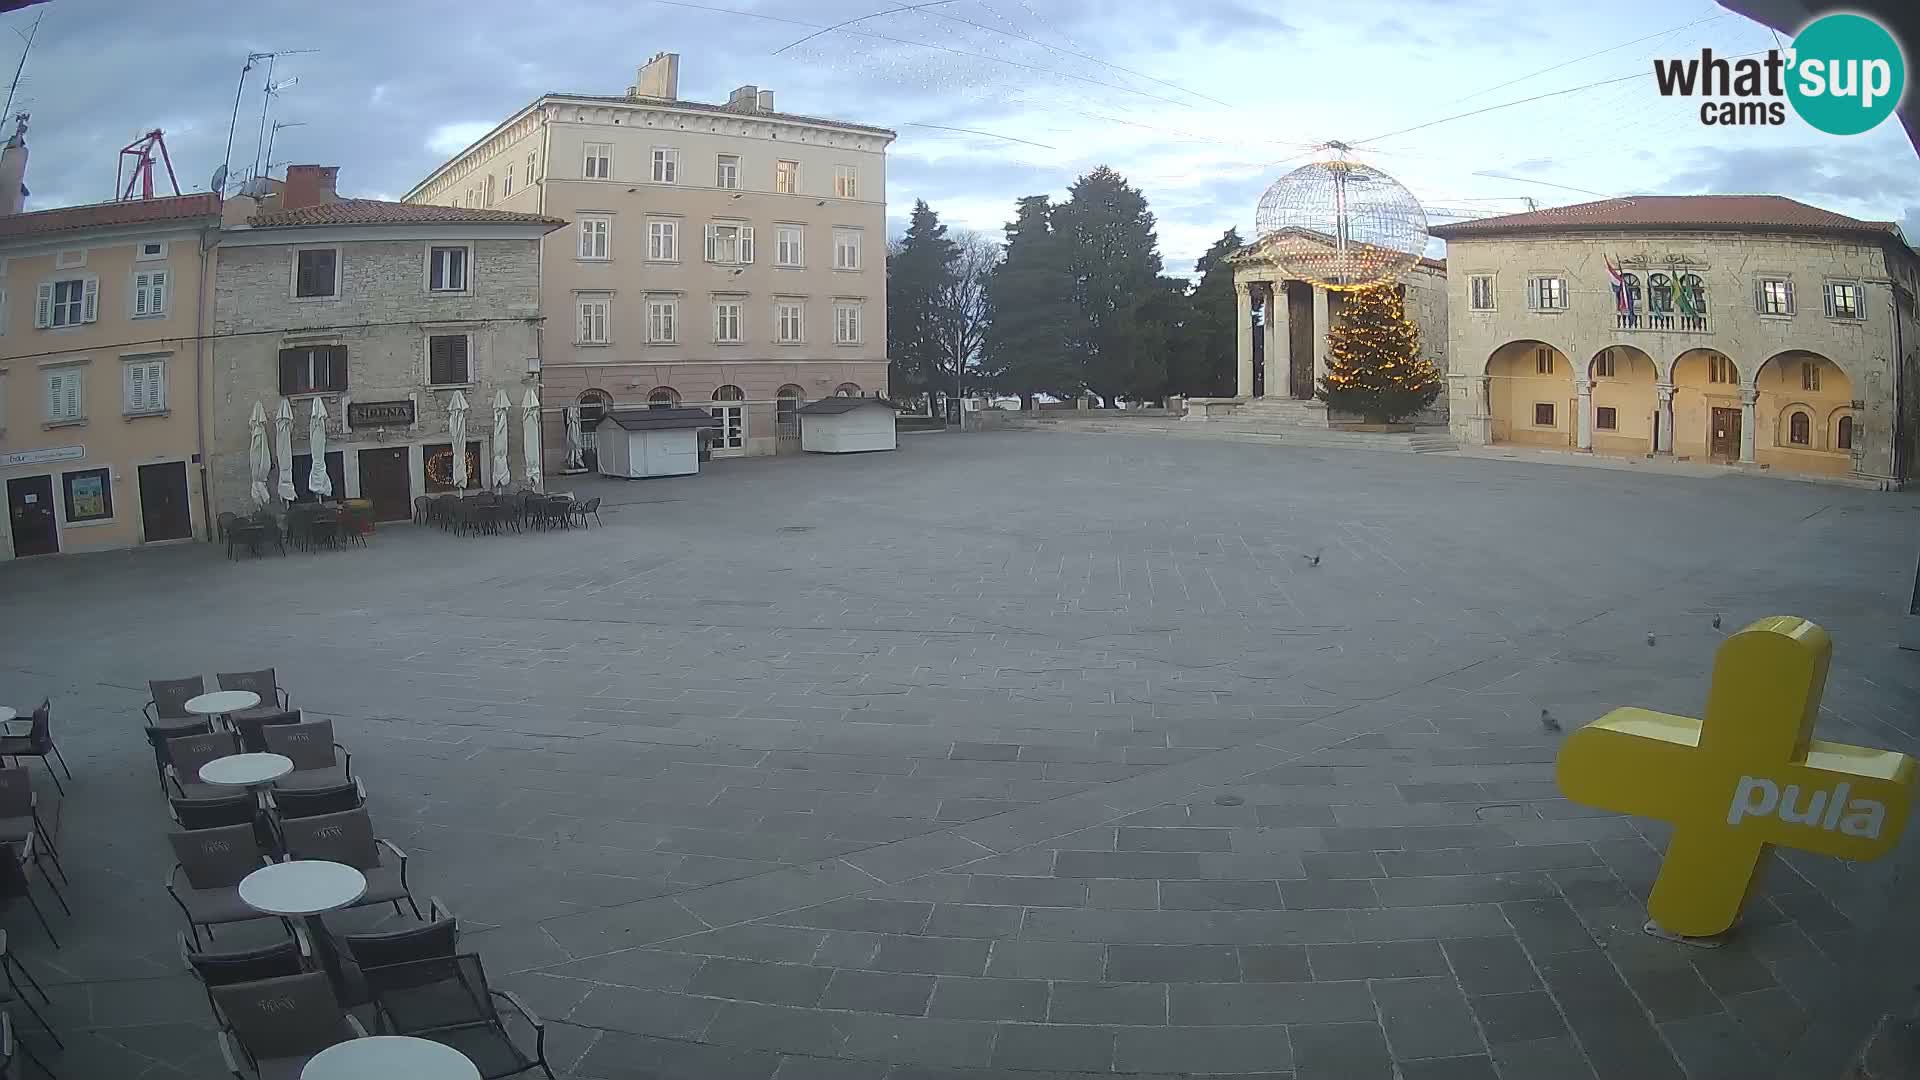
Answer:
[
  {"left": 274, "top": 399, "right": 297, "bottom": 502},
  {"left": 247, "top": 401, "right": 272, "bottom": 507},
  {"left": 307, "top": 397, "right": 333, "bottom": 498},
  {"left": 448, "top": 390, "right": 470, "bottom": 492},
  {"left": 522, "top": 388, "right": 542, "bottom": 490},
  {"left": 491, "top": 389, "right": 511, "bottom": 491}
]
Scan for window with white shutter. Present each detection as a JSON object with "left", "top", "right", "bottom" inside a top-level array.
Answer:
[
  {"left": 705, "top": 222, "right": 751, "bottom": 264},
  {"left": 1823, "top": 280, "right": 1863, "bottom": 320},
  {"left": 1468, "top": 274, "right": 1495, "bottom": 311},
  {"left": 39, "top": 277, "right": 93, "bottom": 328},
  {"left": 1757, "top": 278, "right": 1795, "bottom": 316},
  {"left": 124, "top": 358, "right": 167, "bottom": 414},
  {"left": 834, "top": 165, "right": 858, "bottom": 199},
  {"left": 44, "top": 368, "right": 83, "bottom": 422},
  {"left": 1526, "top": 275, "right": 1566, "bottom": 311},
  {"left": 133, "top": 270, "right": 168, "bottom": 317},
  {"left": 428, "top": 246, "right": 469, "bottom": 292}
]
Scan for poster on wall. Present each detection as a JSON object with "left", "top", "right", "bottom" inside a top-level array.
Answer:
[{"left": 68, "top": 473, "right": 107, "bottom": 518}]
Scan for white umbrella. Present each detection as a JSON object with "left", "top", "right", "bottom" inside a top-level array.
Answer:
[
  {"left": 521, "top": 388, "right": 542, "bottom": 490},
  {"left": 564, "top": 406, "right": 584, "bottom": 471},
  {"left": 274, "top": 399, "right": 297, "bottom": 502},
  {"left": 247, "top": 401, "right": 272, "bottom": 507},
  {"left": 448, "top": 390, "right": 470, "bottom": 492},
  {"left": 491, "top": 389, "right": 512, "bottom": 491},
  {"left": 307, "top": 397, "right": 333, "bottom": 497}
]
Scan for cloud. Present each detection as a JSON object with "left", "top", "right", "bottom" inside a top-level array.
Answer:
[
  {"left": 425, "top": 122, "right": 497, "bottom": 158},
  {"left": 1662, "top": 144, "right": 1920, "bottom": 219},
  {"left": 1508, "top": 157, "right": 1556, "bottom": 173}
]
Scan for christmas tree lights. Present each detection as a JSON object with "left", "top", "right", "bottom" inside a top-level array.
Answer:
[{"left": 1316, "top": 284, "right": 1442, "bottom": 424}]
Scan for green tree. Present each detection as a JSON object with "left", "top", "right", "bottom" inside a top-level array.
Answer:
[
  {"left": 982, "top": 195, "right": 1076, "bottom": 405},
  {"left": 1057, "top": 166, "right": 1164, "bottom": 406},
  {"left": 1317, "top": 284, "right": 1441, "bottom": 423},
  {"left": 1168, "top": 228, "right": 1243, "bottom": 396},
  {"left": 886, "top": 200, "right": 958, "bottom": 402}
]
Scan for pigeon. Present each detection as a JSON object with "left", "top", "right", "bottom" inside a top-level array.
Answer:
[
  {"left": 1647, "top": 632, "right": 1657, "bottom": 646},
  {"left": 1304, "top": 549, "right": 1321, "bottom": 567},
  {"left": 1712, "top": 614, "right": 1722, "bottom": 630},
  {"left": 1540, "top": 708, "right": 1561, "bottom": 733}
]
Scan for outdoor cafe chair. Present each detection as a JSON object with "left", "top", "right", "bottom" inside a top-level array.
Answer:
[
  {"left": 146, "top": 720, "right": 212, "bottom": 794},
  {"left": 145, "top": 676, "right": 206, "bottom": 731},
  {"left": 262, "top": 721, "right": 351, "bottom": 791},
  {"left": 181, "top": 926, "right": 309, "bottom": 1023},
  {"left": 336, "top": 896, "right": 458, "bottom": 1007},
  {"left": 0, "top": 702, "right": 68, "bottom": 797},
  {"left": 571, "top": 497, "right": 601, "bottom": 528},
  {"left": 0, "top": 770, "right": 61, "bottom": 884},
  {"left": 166, "top": 823, "right": 281, "bottom": 949},
  {"left": 209, "top": 971, "right": 366, "bottom": 1080},
  {"left": 171, "top": 792, "right": 279, "bottom": 854},
  {"left": 233, "top": 709, "right": 302, "bottom": 755},
  {"left": 268, "top": 779, "right": 364, "bottom": 821},
  {"left": 412, "top": 495, "right": 431, "bottom": 525},
  {"left": 278, "top": 809, "right": 421, "bottom": 920},
  {"left": 0, "top": 1011, "right": 55, "bottom": 1080},
  {"left": 0, "top": 933, "right": 57, "bottom": 1052},
  {"left": 218, "top": 669, "right": 292, "bottom": 714},
  {"left": 0, "top": 838, "right": 65, "bottom": 948},
  {"left": 165, "top": 730, "right": 242, "bottom": 801},
  {"left": 365, "top": 953, "right": 555, "bottom": 1079}
]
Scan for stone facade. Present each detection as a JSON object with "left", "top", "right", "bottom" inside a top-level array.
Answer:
[
  {"left": 209, "top": 214, "right": 552, "bottom": 521},
  {"left": 1434, "top": 217, "right": 1920, "bottom": 486}
]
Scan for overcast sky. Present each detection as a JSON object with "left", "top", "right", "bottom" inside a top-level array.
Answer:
[{"left": 12, "top": 0, "right": 1919, "bottom": 274}]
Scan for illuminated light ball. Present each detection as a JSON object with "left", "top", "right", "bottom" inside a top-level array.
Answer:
[{"left": 1254, "top": 159, "right": 1429, "bottom": 292}]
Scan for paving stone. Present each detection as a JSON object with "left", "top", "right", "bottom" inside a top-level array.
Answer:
[
  {"left": 984, "top": 940, "right": 1106, "bottom": 981},
  {"left": 1489, "top": 1036, "right": 1600, "bottom": 1080},
  {"left": 1113, "top": 1025, "right": 1295, "bottom": 1073},
  {"left": 1377, "top": 849, "right": 1476, "bottom": 877},
  {"left": 1373, "top": 873, "right": 1556, "bottom": 907},
  {"left": 1442, "top": 936, "right": 1542, "bottom": 995},
  {"left": 655, "top": 926, "right": 827, "bottom": 964},
  {"left": 1659, "top": 1010, "right": 1771, "bottom": 1079},
  {"left": 1320, "top": 826, "right": 1512, "bottom": 851},
  {"left": 925, "top": 904, "right": 1024, "bottom": 939},
  {"left": 1300, "top": 851, "right": 1384, "bottom": 879},
  {"left": 1307, "top": 941, "right": 1449, "bottom": 980},
  {"left": 1396, "top": 1054, "right": 1500, "bottom": 1080},
  {"left": 926, "top": 976, "right": 1050, "bottom": 1021},
  {"left": 813, "top": 931, "right": 885, "bottom": 968},
  {"left": 1721, "top": 986, "right": 1809, "bottom": 1055},
  {"left": 575, "top": 1030, "right": 783, "bottom": 1079},
  {"left": 1160, "top": 880, "right": 1284, "bottom": 910},
  {"left": 1239, "top": 944, "right": 1313, "bottom": 982},
  {"left": 1116, "top": 827, "right": 1233, "bottom": 852},
  {"left": 1350, "top": 905, "right": 1512, "bottom": 942},
  {"left": 688, "top": 957, "right": 833, "bottom": 1007},
  {"left": 964, "top": 875, "right": 1088, "bottom": 908},
  {"left": 1619, "top": 963, "right": 1724, "bottom": 1021},
  {"left": 1048, "top": 982, "right": 1168, "bottom": 1025},
  {"left": 1280, "top": 879, "right": 1379, "bottom": 909},
  {"left": 1053, "top": 851, "right": 1206, "bottom": 879},
  {"left": 870, "top": 935, "right": 993, "bottom": 976},
  {"left": 1500, "top": 898, "right": 1599, "bottom": 955},
  {"left": 988, "top": 1023, "right": 1118, "bottom": 1071},
  {"left": 840, "top": 1014, "right": 996, "bottom": 1067},
  {"left": 703, "top": 1002, "right": 852, "bottom": 1056},
  {"left": 1169, "top": 981, "right": 1376, "bottom": 1025},
  {"left": 819, "top": 970, "right": 937, "bottom": 1016},
  {"left": 1084, "top": 877, "right": 1160, "bottom": 909},
  {"left": 1536, "top": 951, "right": 1685, "bottom": 1080},
  {"left": 1105, "top": 945, "right": 1241, "bottom": 983},
  {"left": 541, "top": 947, "right": 705, "bottom": 990},
  {"left": 568, "top": 985, "right": 722, "bottom": 1037},
  {"left": 772, "top": 1056, "right": 889, "bottom": 1080},
  {"left": 1290, "top": 1021, "right": 1393, "bottom": 1080},
  {"left": 1468, "top": 990, "right": 1568, "bottom": 1045},
  {"left": 1370, "top": 976, "right": 1485, "bottom": 1060}
]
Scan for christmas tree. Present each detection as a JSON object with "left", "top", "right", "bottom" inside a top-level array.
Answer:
[{"left": 1317, "top": 283, "right": 1442, "bottom": 424}]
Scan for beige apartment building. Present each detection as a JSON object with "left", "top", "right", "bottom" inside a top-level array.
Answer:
[
  {"left": 0, "top": 120, "right": 223, "bottom": 560},
  {"left": 406, "top": 53, "right": 894, "bottom": 462},
  {"left": 1431, "top": 196, "right": 1920, "bottom": 486}
]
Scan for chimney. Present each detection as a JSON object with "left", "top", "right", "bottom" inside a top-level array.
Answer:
[
  {"left": 0, "top": 113, "right": 28, "bottom": 217},
  {"left": 755, "top": 89, "right": 774, "bottom": 113},
  {"left": 632, "top": 52, "right": 679, "bottom": 100},
  {"left": 281, "top": 165, "right": 338, "bottom": 210},
  {"left": 725, "top": 85, "right": 758, "bottom": 113}
]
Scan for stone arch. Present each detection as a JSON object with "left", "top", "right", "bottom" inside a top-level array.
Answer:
[
  {"left": 1588, "top": 346, "right": 1656, "bottom": 454},
  {"left": 646, "top": 387, "right": 680, "bottom": 409},
  {"left": 1485, "top": 340, "right": 1573, "bottom": 447},
  {"left": 835, "top": 383, "right": 862, "bottom": 397},
  {"left": 1669, "top": 349, "right": 1741, "bottom": 460},
  {"left": 576, "top": 389, "right": 612, "bottom": 471},
  {"left": 1753, "top": 351, "right": 1854, "bottom": 476},
  {"left": 1828, "top": 406, "right": 1856, "bottom": 452}
]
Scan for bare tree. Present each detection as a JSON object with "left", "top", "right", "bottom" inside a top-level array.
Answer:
[{"left": 936, "top": 229, "right": 999, "bottom": 397}]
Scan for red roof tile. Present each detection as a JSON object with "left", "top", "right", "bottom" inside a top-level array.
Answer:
[
  {"left": 1429, "top": 195, "right": 1901, "bottom": 241},
  {"left": 0, "top": 193, "right": 220, "bottom": 241},
  {"left": 247, "top": 198, "right": 564, "bottom": 229}
]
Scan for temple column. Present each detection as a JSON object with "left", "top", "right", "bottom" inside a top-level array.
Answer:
[
  {"left": 1262, "top": 283, "right": 1287, "bottom": 398},
  {"left": 1235, "top": 282, "right": 1255, "bottom": 399},
  {"left": 1575, "top": 377, "right": 1593, "bottom": 451},
  {"left": 1739, "top": 387, "right": 1758, "bottom": 463},
  {"left": 1311, "top": 286, "right": 1331, "bottom": 386},
  {"left": 1654, "top": 382, "right": 1675, "bottom": 454}
]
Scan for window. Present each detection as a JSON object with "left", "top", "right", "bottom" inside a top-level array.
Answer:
[
  {"left": 428, "top": 246, "right": 469, "bottom": 293},
  {"left": 834, "top": 382, "right": 861, "bottom": 397},
  {"left": 1758, "top": 278, "right": 1794, "bottom": 316},
  {"left": 427, "top": 334, "right": 471, "bottom": 386},
  {"left": 124, "top": 357, "right": 166, "bottom": 415},
  {"left": 62, "top": 468, "right": 111, "bottom": 523},
  {"left": 1647, "top": 273, "right": 1673, "bottom": 314},
  {"left": 647, "top": 297, "right": 677, "bottom": 343},
  {"left": 713, "top": 300, "right": 743, "bottom": 343},
  {"left": 647, "top": 388, "right": 679, "bottom": 409},
  {"left": 1789, "top": 411, "right": 1811, "bottom": 446},
  {"left": 584, "top": 143, "right": 611, "bottom": 179},
  {"left": 647, "top": 220, "right": 678, "bottom": 261},
  {"left": 503, "top": 164, "right": 514, "bottom": 197},
  {"left": 576, "top": 297, "right": 610, "bottom": 344},
  {"left": 704, "top": 222, "right": 755, "bottom": 264},
  {"left": 1595, "top": 406, "right": 1617, "bottom": 431},
  {"left": 711, "top": 385, "right": 745, "bottom": 450},
  {"left": 132, "top": 269, "right": 168, "bottom": 317},
  {"left": 834, "top": 165, "right": 858, "bottom": 199},
  {"left": 526, "top": 149, "right": 538, "bottom": 182},
  {"left": 775, "top": 159, "right": 798, "bottom": 194},
  {"left": 834, "top": 228, "right": 861, "bottom": 271},
  {"left": 1708, "top": 353, "right": 1736, "bottom": 384},
  {"left": 716, "top": 154, "right": 739, "bottom": 190},
  {"left": 1468, "top": 274, "right": 1494, "bottom": 311},
  {"left": 1824, "top": 280, "right": 1862, "bottom": 320},
  {"left": 1593, "top": 350, "right": 1614, "bottom": 378},
  {"left": 651, "top": 147, "right": 678, "bottom": 184},
  {"left": 279, "top": 345, "right": 348, "bottom": 395},
  {"left": 1527, "top": 276, "right": 1567, "bottom": 311},
  {"left": 137, "top": 241, "right": 167, "bottom": 261},
  {"left": 1533, "top": 402, "right": 1555, "bottom": 427},
  {"left": 1679, "top": 273, "right": 1707, "bottom": 317},
  {"left": 776, "top": 225, "right": 803, "bottom": 267},
  {"left": 44, "top": 368, "right": 82, "bottom": 422},
  {"left": 834, "top": 301, "right": 862, "bottom": 344},
  {"left": 294, "top": 249, "right": 338, "bottom": 299},
  {"left": 1801, "top": 361, "right": 1821, "bottom": 392},
  {"left": 1837, "top": 414, "right": 1854, "bottom": 450},
  {"left": 37, "top": 277, "right": 96, "bottom": 328},
  {"left": 776, "top": 301, "right": 804, "bottom": 343},
  {"left": 578, "top": 217, "right": 610, "bottom": 260},
  {"left": 1534, "top": 348, "right": 1554, "bottom": 376},
  {"left": 485, "top": 175, "right": 496, "bottom": 207}
]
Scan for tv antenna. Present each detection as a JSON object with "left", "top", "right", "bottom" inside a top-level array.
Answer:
[
  {"left": 263, "top": 120, "right": 305, "bottom": 175},
  {"left": 221, "top": 49, "right": 315, "bottom": 195},
  {"left": 0, "top": 12, "right": 42, "bottom": 127}
]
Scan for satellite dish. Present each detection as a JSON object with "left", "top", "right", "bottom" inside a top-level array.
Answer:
[{"left": 210, "top": 164, "right": 227, "bottom": 193}]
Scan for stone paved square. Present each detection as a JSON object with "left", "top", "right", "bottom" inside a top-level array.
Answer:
[{"left": 2, "top": 429, "right": 1916, "bottom": 1079}]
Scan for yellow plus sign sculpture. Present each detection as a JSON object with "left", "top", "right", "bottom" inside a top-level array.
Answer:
[{"left": 1557, "top": 616, "right": 1915, "bottom": 939}]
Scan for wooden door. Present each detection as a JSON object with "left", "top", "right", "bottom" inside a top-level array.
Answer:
[
  {"left": 5, "top": 475, "right": 58, "bottom": 556},
  {"left": 137, "top": 462, "right": 193, "bottom": 542},
  {"left": 357, "top": 448, "right": 412, "bottom": 522},
  {"left": 1710, "top": 407, "right": 1741, "bottom": 459}
]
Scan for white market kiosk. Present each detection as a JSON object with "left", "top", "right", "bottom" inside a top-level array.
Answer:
[
  {"left": 595, "top": 408, "right": 718, "bottom": 478},
  {"left": 799, "top": 396, "right": 900, "bottom": 453}
]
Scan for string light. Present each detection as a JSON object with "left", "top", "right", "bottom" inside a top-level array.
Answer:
[{"left": 1319, "top": 284, "right": 1442, "bottom": 423}]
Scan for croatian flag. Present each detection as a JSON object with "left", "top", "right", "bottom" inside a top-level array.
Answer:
[{"left": 1607, "top": 257, "right": 1627, "bottom": 313}]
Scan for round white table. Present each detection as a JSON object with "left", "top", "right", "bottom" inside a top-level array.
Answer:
[
  {"left": 199, "top": 753, "right": 294, "bottom": 789},
  {"left": 0, "top": 706, "right": 15, "bottom": 725},
  {"left": 185, "top": 690, "right": 260, "bottom": 730},
  {"left": 242, "top": 861, "right": 368, "bottom": 996},
  {"left": 302, "top": 1036, "right": 481, "bottom": 1080}
]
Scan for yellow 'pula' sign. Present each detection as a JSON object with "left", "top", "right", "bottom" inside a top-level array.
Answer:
[{"left": 1556, "top": 616, "right": 1915, "bottom": 939}]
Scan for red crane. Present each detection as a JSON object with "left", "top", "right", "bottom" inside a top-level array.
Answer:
[{"left": 116, "top": 129, "right": 181, "bottom": 201}]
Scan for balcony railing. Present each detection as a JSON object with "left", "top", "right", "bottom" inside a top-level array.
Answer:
[{"left": 1616, "top": 311, "right": 1709, "bottom": 333}]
